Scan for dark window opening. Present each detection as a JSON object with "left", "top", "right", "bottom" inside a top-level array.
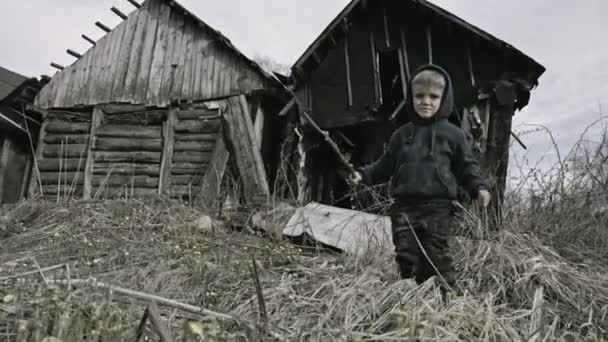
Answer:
[{"left": 377, "top": 48, "right": 404, "bottom": 117}]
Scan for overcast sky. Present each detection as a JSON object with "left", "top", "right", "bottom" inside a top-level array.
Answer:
[{"left": 1, "top": 0, "right": 607, "bottom": 173}]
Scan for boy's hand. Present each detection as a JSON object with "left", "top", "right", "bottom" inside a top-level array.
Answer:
[
  {"left": 478, "top": 190, "right": 491, "bottom": 208},
  {"left": 349, "top": 171, "right": 362, "bottom": 185}
]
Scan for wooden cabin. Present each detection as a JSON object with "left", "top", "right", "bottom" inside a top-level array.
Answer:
[
  {"left": 31, "top": 0, "right": 288, "bottom": 205},
  {"left": 0, "top": 66, "right": 46, "bottom": 204},
  {"left": 284, "top": 0, "right": 546, "bottom": 209}
]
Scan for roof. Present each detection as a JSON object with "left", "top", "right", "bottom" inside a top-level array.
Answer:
[
  {"left": 0, "top": 66, "right": 29, "bottom": 101},
  {"left": 292, "top": 0, "right": 545, "bottom": 81},
  {"left": 35, "top": 0, "right": 287, "bottom": 109}
]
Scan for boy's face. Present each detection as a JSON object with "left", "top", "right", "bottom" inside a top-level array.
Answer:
[{"left": 412, "top": 71, "right": 445, "bottom": 119}]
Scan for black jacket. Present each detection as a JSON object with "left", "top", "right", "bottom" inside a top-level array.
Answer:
[{"left": 359, "top": 64, "right": 486, "bottom": 201}]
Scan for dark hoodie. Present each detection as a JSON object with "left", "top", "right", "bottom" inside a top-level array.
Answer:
[{"left": 359, "top": 64, "right": 486, "bottom": 201}]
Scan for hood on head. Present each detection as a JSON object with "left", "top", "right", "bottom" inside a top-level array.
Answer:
[{"left": 404, "top": 64, "right": 455, "bottom": 122}]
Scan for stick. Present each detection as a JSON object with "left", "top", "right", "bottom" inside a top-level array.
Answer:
[
  {"left": 148, "top": 303, "right": 175, "bottom": 342},
  {"left": 301, "top": 111, "right": 355, "bottom": 175},
  {"left": 135, "top": 307, "right": 149, "bottom": 342},
  {"left": 0, "top": 264, "right": 65, "bottom": 282},
  {"left": 249, "top": 257, "right": 267, "bottom": 325},
  {"left": 511, "top": 131, "right": 527, "bottom": 150}
]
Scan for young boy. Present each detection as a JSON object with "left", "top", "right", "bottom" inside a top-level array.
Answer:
[{"left": 350, "top": 64, "right": 491, "bottom": 290}]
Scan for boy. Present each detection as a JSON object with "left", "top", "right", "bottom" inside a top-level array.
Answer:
[{"left": 350, "top": 64, "right": 491, "bottom": 290}]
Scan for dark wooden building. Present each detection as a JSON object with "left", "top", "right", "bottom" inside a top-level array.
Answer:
[
  {"left": 31, "top": 0, "right": 288, "bottom": 204},
  {"left": 284, "top": 0, "right": 546, "bottom": 208},
  {"left": 0, "top": 66, "right": 45, "bottom": 204}
]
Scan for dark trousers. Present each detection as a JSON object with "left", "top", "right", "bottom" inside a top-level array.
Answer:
[{"left": 390, "top": 200, "right": 456, "bottom": 288}]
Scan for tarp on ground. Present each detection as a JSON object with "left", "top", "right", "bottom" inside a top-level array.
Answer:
[{"left": 283, "top": 202, "right": 392, "bottom": 255}]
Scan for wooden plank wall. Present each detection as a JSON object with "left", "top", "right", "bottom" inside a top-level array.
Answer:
[{"left": 35, "top": 0, "right": 272, "bottom": 109}]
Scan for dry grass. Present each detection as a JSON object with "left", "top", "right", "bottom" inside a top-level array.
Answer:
[{"left": 0, "top": 197, "right": 606, "bottom": 341}]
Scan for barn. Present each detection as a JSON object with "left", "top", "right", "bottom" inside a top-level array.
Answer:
[
  {"left": 283, "top": 0, "right": 546, "bottom": 210},
  {"left": 0, "top": 66, "right": 46, "bottom": 204},
  {"left": 30, "top": 0, "right": 288, "bottom": 205}
]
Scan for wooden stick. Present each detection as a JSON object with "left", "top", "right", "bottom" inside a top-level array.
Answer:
[
  {"left": 111, "top": 6, "right": 128, "bottom": 20},
  {"left": 427, "top": 25, "right": 433, "bottom": 64},
  {"left": 147, "top": 303, "right": 175, "bottom": 342},
  {"left": 0, "top": 264, "right": 66, "bottom": 282},
  {"left": 511, "top": 131, "right": 527, "bottom": 150},
  {"left": 467, "top": 41, "right": 476, "bottom": 88},
  {"left": 135, "top": 307, "right": 149, "bottom": 342},
  {"left": 389, "top": 99, "right": 406, "bottom": 121},
  {"left": 82, "top": 34, "right": 96, "bottom": 46},
  {"left": 301, "top": 111, "right": 355, "bottom": 175},
  {"left": 95, "top": 21, "right": 111, "bottom": 33},
  {"left": 83, "top": 107, "right": 102, "bottom": 199},
  {"left": 382, "top": 5, "right": 390, "bottom": 47},
  {"left": 67, "top": 49, "right": 83, "bottom": 59},
  {"left": 249, "top": 257, "right": 267, "bottom": 325},
  {"left": 344, "top": 39, "right": 353, "bottom": 106},
  {"left": 50, "top": 63, "right": 65, "bottom": 71},
  {"left": 277, "top": 98, "right": 296, "bottom": 117},
  {"left": 127, "top": 0, "right": 141, "bottom": 9}
]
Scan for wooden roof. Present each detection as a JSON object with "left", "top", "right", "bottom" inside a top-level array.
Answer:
[
  {"left": 35, "top": 0, "right": 286, "bottom": 109},
  {"left": 0, "top": 66, "right": 29, "bottom": 102},
  {"left": 292, "top": 0, "right": 545, "bottom": 82}
]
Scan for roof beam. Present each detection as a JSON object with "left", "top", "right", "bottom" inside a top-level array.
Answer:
[
  {"left": 66, "top": 49, "right": 83, "bottom": 59},
  {"left": 111, "top": 6, "right": 128, "bottom": 20},
  {"left": 50, "top": 63, "right": 65, "bottom": 71},
  {"left": 95, "top": 21, "right": 111, "bottom": 33},
  {"left": 82, "top": 34, "right": 96, "bottom": 46},
  {"left": 126, "top": 0, "right": 141, "bottom": 9}
]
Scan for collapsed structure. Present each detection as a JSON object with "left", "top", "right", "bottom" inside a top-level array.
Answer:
[
  {"left": 281, "top": 0, "right": 545, "bottom": 209},
  {"left": 29, "top": 0, "right": 288, "bottom": 205},
  {"left": 4, "top": 0, "right": 544, "bottom": 211}
]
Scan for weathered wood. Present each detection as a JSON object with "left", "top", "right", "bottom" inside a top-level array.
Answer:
[
  {"left": 127, "top": 0, "right": 141, "bottom": 9},
  {"left": 467, "top": 41, "right": 476, "bottom": 88},
  {"left": 111, "top": 6, "right": 128, "bottom": 20},
  {"left": 43, "top": 134, "right": 90, "bottom": 145},
  {"left": 40, "top": 172, "right": 84, "bottom": 185},
  {"left": 171, "top": 175, "right": 202, "bottom": 186},
  {"left": 253, "top": 105, "right": 264, "bottom": 151},
  {"left": 174, "top": 141, "right": 215, "bottom": 152},
  {"left": 93, "top": 163, "right": 160, "bottom": 176},
  {"left": 94, "top": 151, "right": 162, "bottom": 163},
  {"left": 176, "top": 109, "right": 220, "bottom": 120},
  {"left": 19, "top": 151, "right": 33, "bottom": 200},
  {"left": 67, "top": 49, "right": 83, "bottom": 59},
  {"left": 82, "top": 34, "right": 96, "bottom": 45},
  {"left": 174, "top": 120, "right": 220, "bottom": 134},
  {"left": 122, "top": 0, "right": 149, "bottom": 102},
  {"left": 147, "top": 1, "right": 172, "bottom": 105},
  {"left": 174, "top": 133, "right": 217, "bottom": 142},
  {"left": 92, "top": 175, "right": 159, "bottom": 188},
  {"left": 97, "top": 125, "right": 162, "bottom": 139},
  {"left": 83, "top": 107, "right": 103, "bottom": 199},
  {"left": 369, "top": 31, "right": 380, "bottom": 103},
  {"left": 95, "top": 21, "right": 112, "bottom": 33},
  {"left": 0, "top": 138, "right": 12, "bottom": 202},
  {"left": 100, "top": 13, "right": 128, "bottom": 104},
  {"left": 111, "top": 7, "right": 139, "bottom": 99},
  {"left": 171, "top": 162, "right": 208, "bottom": 175},
  {"left": 159, "top": 109, "right": 177, "bottom": 194},
  {"left": 172, "top": 151, "right": 212, "bottom": 164},
  {"left": 102, "top": 104, "right": 146, "bottom": 114},
  {"left": 397, "top": 48, "right": 408, "bottom": 100},
  {"left": 45, "top": 122, "right": 91, "bottom": 134},
  {"left": 222, "top": 96, "right": 269, "bottom": 204},
  {"left": 197, "top": 127, "right": 229, "bottom": 208},
  {"left": 94, "top": 137, "right": 163, "bottom": 151},
  {"left": 134, "top": 0, "right": 161, "bottom": 101},
  {"left": 28, "top": 121, "right": 48, "bottom": 197},
  {"left": 50, "top": 63, "right": 65, "bottom": 71},
  {"left": 277, "top": 98, "right": 296, "bottom": 117},
  {"left": 38, "top": 158, "right": 86, "bottom": 172},
  {"left": 42, "top": 144, "right": 88, "bottom": 159},
  {"left": 344, "top": 39, "right": 353, "bottom": 107}
]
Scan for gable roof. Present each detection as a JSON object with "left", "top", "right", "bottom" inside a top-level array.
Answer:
[
  {"left": 292, "top": 0, "right": 545, "bottom": 82},
  {"left": 0, "top": 66, "right": 29, "bottom": 102},
  {"left": 35, "top": 0, "right": 286, "bottom": 109}
]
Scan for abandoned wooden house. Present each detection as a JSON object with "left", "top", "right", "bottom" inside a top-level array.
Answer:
[
  {"left": 283, "top": 0, "right": 546, "bottom": 208},
  {"left": 0, "top": 66, "right": 46, "bottom": 204},
  {"left": 30, "top": 0, "right": 288, "bottom": 205}
]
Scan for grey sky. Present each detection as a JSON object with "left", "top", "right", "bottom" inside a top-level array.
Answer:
[{"left": 1, "top": 0, "right": 607, "bottom": 171}]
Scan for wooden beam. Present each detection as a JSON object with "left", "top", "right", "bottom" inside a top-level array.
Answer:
[
  {"left": 95, "top": 21, "right": 111, "bottom": 33},
  {"left": 382, "top": 5, "right": 390, "bottom": 47},
  {"left": 369, "top": 31, "right": 381, "bottom": 104},
  {"left": 0, "top": 137, "right": 12, "bottom": 203},
  {"left": 344, "top": 38, "right": 353, "bottom": 107},
  {"left": 82, "top": 34, "right": 96, "bottom": 45},
  {"left": 400, "top": 28, "right": 411, "bottom": 80},
  {"left": 50, "top": 63, "right": 65, "bottom": 71},
  {"left": 397, "top": 48, "right": 408, "bottom": 100},
  {"left": 127, "top": 0, "right": 141, "bottom": 9},
  {"left": 158, "top": 109, "right": 177, "bottom": 195},
  {"left": 277, "top": 98, "right": 296, "bottom": 117},
  {"left": 253, "top": 104, "right": 265, "bottom": 151},
  {"left": 389, "top": 99, "right": 406, "bottom": 121},
  {"left": 467, "top": 41, "right": 476, "bottom": 88},
  {"left": 197, "top": 124, "right": 229, "bottom": 208},
  {"left": 83, "top": 107, "right": 103, "bottom": 200},
  {"left": 66, "top": 49, "right": 83, "bottom": 59},
  {"left": 111, "top": 6, "right": 128, "bottom": 20},
  {"left": 427, "top": 25, "right": 433, "bottom": 64}
]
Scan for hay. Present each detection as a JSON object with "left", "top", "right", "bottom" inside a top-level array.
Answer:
[{"left": 1, "top": 199, "right": 607, "bottom": 341}]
